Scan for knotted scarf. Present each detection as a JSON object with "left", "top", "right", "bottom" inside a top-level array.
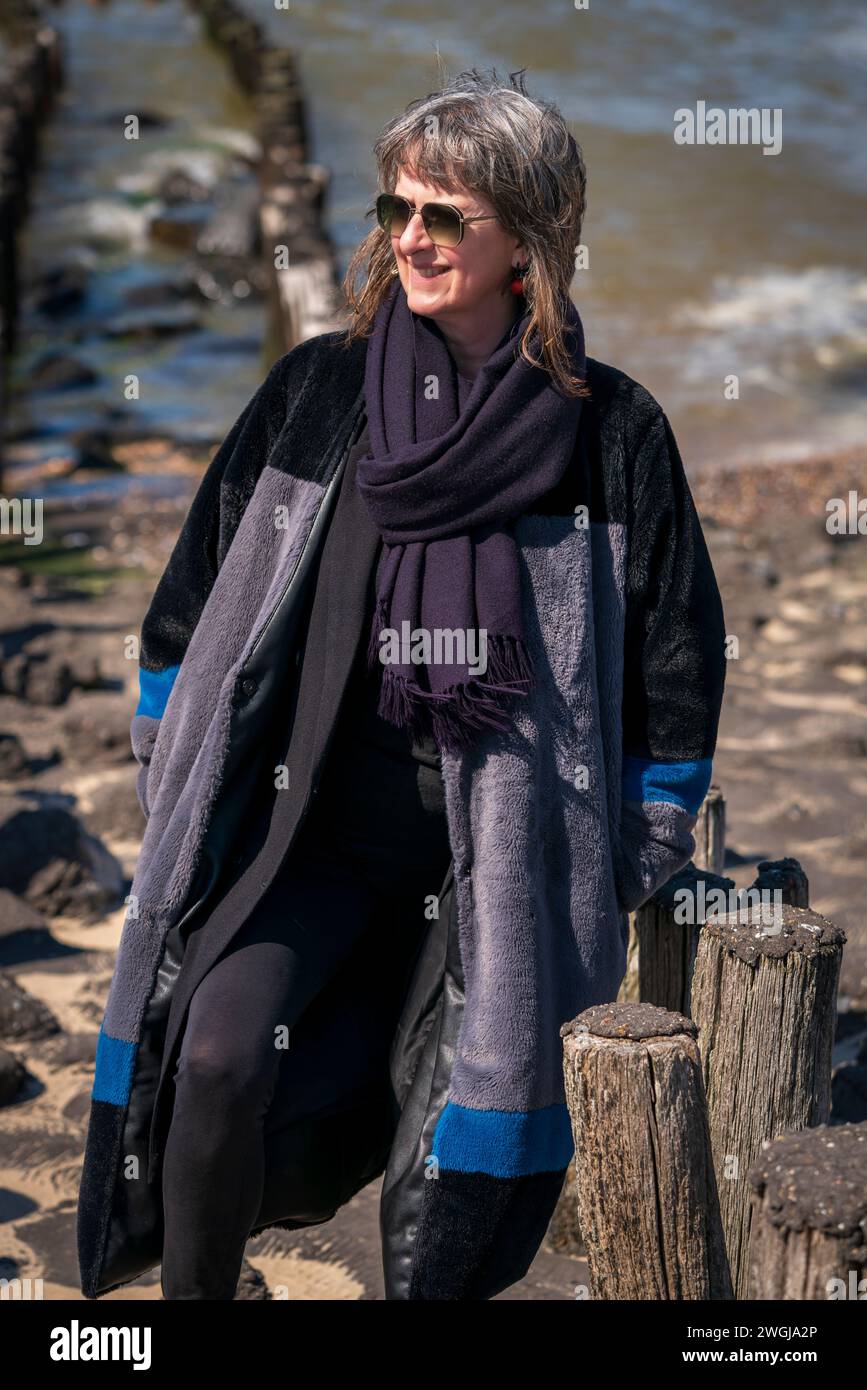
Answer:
[{"left": 355, "top": 275, "right": 587, "bottom": 752}]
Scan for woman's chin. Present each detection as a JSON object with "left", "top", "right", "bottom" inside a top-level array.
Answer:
[{"left": 405, "top": 288, "right": 448, "bottom": 316}]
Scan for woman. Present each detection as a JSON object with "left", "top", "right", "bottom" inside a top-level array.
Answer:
[{"left": 77, "top": 68, "right": 727, "bottom": 1301}]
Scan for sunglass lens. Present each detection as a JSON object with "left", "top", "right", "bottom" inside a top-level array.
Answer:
[
  {"left": 377, "top": 193, "right": 410, "bottom": 237},
  {"left": 422, "top": 204, "right": 462, "bottom": 247}
]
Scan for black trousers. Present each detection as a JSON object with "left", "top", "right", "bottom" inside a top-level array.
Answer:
[{"left": 159, "top": 789, "right": 451, "bottom": 1300}]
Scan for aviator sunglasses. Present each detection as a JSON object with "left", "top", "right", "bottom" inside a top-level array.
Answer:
[{"left": 375, "top": 191, "right": 498, "bottom": 248}]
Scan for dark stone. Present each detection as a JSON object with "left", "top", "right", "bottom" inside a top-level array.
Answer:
[
  {"left": 0, "top": 1045, "right": 27, "bottom": 1106},
  {"left": 0, "top": 972, "right": 61, "bottom": 1043},
  {"left": 31, "top": 264, "right": 89, "bottom": 317},
  {"left": 235, "top": 1258, "right": 270, "bottom": 1300},
  {"left": 51, "top": 1031, "right": 98, "bottom": 1066},
  {"left": 98, "top": 305, "right": 202, "bottom": 340},
  {"left": 122, "top": 276, "right": 199, "bottom": 307},
  {"left": 20, "top": 658, "right": 75, "bottom": 707},
  {"left": 831, "top": 1062, "right": 867, "bottom": 1124},
  {"left": 0, "top": 654, "right": 29, "bottom": 698},
  {"left": 18, "top": 631, "right": 104, "bottom": 696},
  {"left": 29, "top": 352, "right": 99, "bottom": 393},
  {"left": 60, "top": 707, "right": 135, "bottom": 764},
  {"left": 157, "top": 170, "right": 213, "bottom": 204},
  {"left": 78, "top": 769, "right": 146, "bottom": 841},
  {"left": 0, "top": 797, "right": 122, "bottom": 919},
  {"left": 0, "top": 732, "right": 29, "bottom": 779},
  {"left": 67, "top": 429, "right": 125, "bottom": 472},
  {"left": 148, "top": 204, "right": 213, "bottom": 250},
  {"left": 0, "top": 888, "right": 44, "bottom": 937}
]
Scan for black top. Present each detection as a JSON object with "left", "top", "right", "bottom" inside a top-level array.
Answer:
[{"left": 309, "top": 425, "right": 451, "bottom": 870}]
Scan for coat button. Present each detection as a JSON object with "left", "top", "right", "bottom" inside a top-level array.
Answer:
[{"left": 240, "top": 676, "right": 258, "bottom": 699}]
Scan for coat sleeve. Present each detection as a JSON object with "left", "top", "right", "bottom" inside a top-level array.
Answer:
[
  {"left": 129, "top": 350, "right": 297, "bottom": 819},
  {"left": 613, "top": 405, "right": 727, "bottom": 913}
]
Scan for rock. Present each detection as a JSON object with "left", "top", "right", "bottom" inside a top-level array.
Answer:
[
  {"left": 51, "top": 1032, "right": 98, "bottom": 1066},
  {"left": 831, "top": 1061, "right": 867, "bottom": 1124},
  {"left": 235, "top": 1258, "right": 270, "bottom": 1300},
  {"left": 157, "top": 170, "right": 212, "bottom": 204},
  {"left": 79, "top": 770, "right": 146, "bottom": 842},
  {"left": 0, "top": 732, "right": 29, "bottom": 780},
  {"left": 0, "top": 653, "right": 77, "bottom": 706},
  {"left": 31, "top": 264, "right": 89, "bottom": 317},
  {"left": 98, "top": 305, "right": 203, "bottom": 340},
  {"left": 122, "top": 276, "right": 199, "bottom": 307},
  {"left": 67, "top": 429, "right": 125, "bottom": 473},
  {"left": 19, "top": 657, "right": 75, "bottom": 707},
  {"left": 60, "top": 707, "right": 135, "bottom": 765},
  {"left": 0, "top": 654, "right": 29, "bottom": 699},
  {"left": 0, "top": 797, "right": 123, "bottom": 919},
  {"left": 0, "top": 568, "right": 31, "bottom": 591},
  {"left": 0, "top": 972, "right": 61, "bottom": 1042},
  {"left": 0, "top": 1045, "right": 27, "bottom": 1106},
  {"left": 745, "top": 555, "right": 779, "bottom": 587},
  {"left": 29, "top": 352, "right": 99, "bottom": 393},
  {"left": 8, "top": 631, "right": 105, "bottom": 700},
  {"left": 148, "top": 204, "right": 213, "bottom": 250},
  {"left": 0, "top": 889, "right": 45, "bottom": 938}
]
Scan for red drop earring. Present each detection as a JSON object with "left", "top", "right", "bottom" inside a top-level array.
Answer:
[{"left": 510, "top": 261, "right": 530, "bottom": 295}]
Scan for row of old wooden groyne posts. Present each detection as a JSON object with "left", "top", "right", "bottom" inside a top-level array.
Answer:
[
  {"left": 3, "top": 0, "right": 863, "bottom": 1305},
  {"left": 557, "top": 783, "right": 864, "bottom": 1301},
  {"left": 0, "top": 0, "right": 342, "bottom": 491}
]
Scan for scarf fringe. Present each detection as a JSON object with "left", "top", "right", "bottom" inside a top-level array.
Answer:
[
  {"left": 367, "top": 595, "right": 393, "bottom": 671},
  {"left": 376, "top": 634, "right": 535, "bottom": 753}
]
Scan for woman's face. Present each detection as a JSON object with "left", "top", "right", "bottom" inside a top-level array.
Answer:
[{"left": 389, "top": 169, "right": 526, "bottom": 334}]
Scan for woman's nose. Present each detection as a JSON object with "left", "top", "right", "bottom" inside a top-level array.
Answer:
[{"left": 398, "top": 210, "right": 433, "bottom": 255}]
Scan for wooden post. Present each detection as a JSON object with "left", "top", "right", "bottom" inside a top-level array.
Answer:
[
  {"left": 185, "top": 0, "right": 343, "bottom": 356},
  {"left": 544, "top": 1157, "right": 585, "bottom": 1258},
  {"left": 617, "top": 861, "right": 736, "bottom": 1014},
  {"left": 747, "top": 1122, "right": 867, "bottom": 1300},
  {"left": 750, "top": 855, "right": 809, "bottom": 908},
  {"left": 693, "top": 782, "right": 726, "bottom": 876},
  {"left": 560, "top": 1001, "right": 733, "bottom": 1299},
  {"left": 690, "top": 903, "right": 846, "bottom": 1299}
]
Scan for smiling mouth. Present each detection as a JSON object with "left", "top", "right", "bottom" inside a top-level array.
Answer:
[{"left": 410, "top": 265, "right": 450, "bottom": 279}]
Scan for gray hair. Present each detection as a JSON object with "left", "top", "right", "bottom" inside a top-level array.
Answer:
[{"left": 342, "top": 67, "right": 588, "bottom": 395}]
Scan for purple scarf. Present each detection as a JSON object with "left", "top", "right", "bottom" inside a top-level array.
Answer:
[{"left": 355, "top": 277, "right": 587, "bottom": 752}]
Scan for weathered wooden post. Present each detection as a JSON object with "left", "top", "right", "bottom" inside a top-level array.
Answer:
[
  {"left": 560, "top": 1002, "right": 733, "bottom": 1299},
  {"left": 690, "top": 902, "right": 846, "bottom": 1298},
  {"left": 747, "top": 1122, "right": 867, "bottom": 1300},
  {"left": 750, "top": 855, "right": 809, "bottom": 908},
  {"left": 693, "top": 782, "right": 726, "bottom": 875},
  {"left": 628, "top": 862, "right": 736, "bottom": 1015}
]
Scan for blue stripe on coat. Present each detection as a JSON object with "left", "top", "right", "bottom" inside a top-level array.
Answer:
[
  {"left": 92, "top": 1027, "right": 137, "bottom": 1106},
  {"left": 622, "top": 754, "right": 712, "bottom": 815},
  {"left": 430, "top": 1101, "right": 574, "bottom": 1177},
  {"left": 135, "top": 664, "right": 180, "bottom": 719}
]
